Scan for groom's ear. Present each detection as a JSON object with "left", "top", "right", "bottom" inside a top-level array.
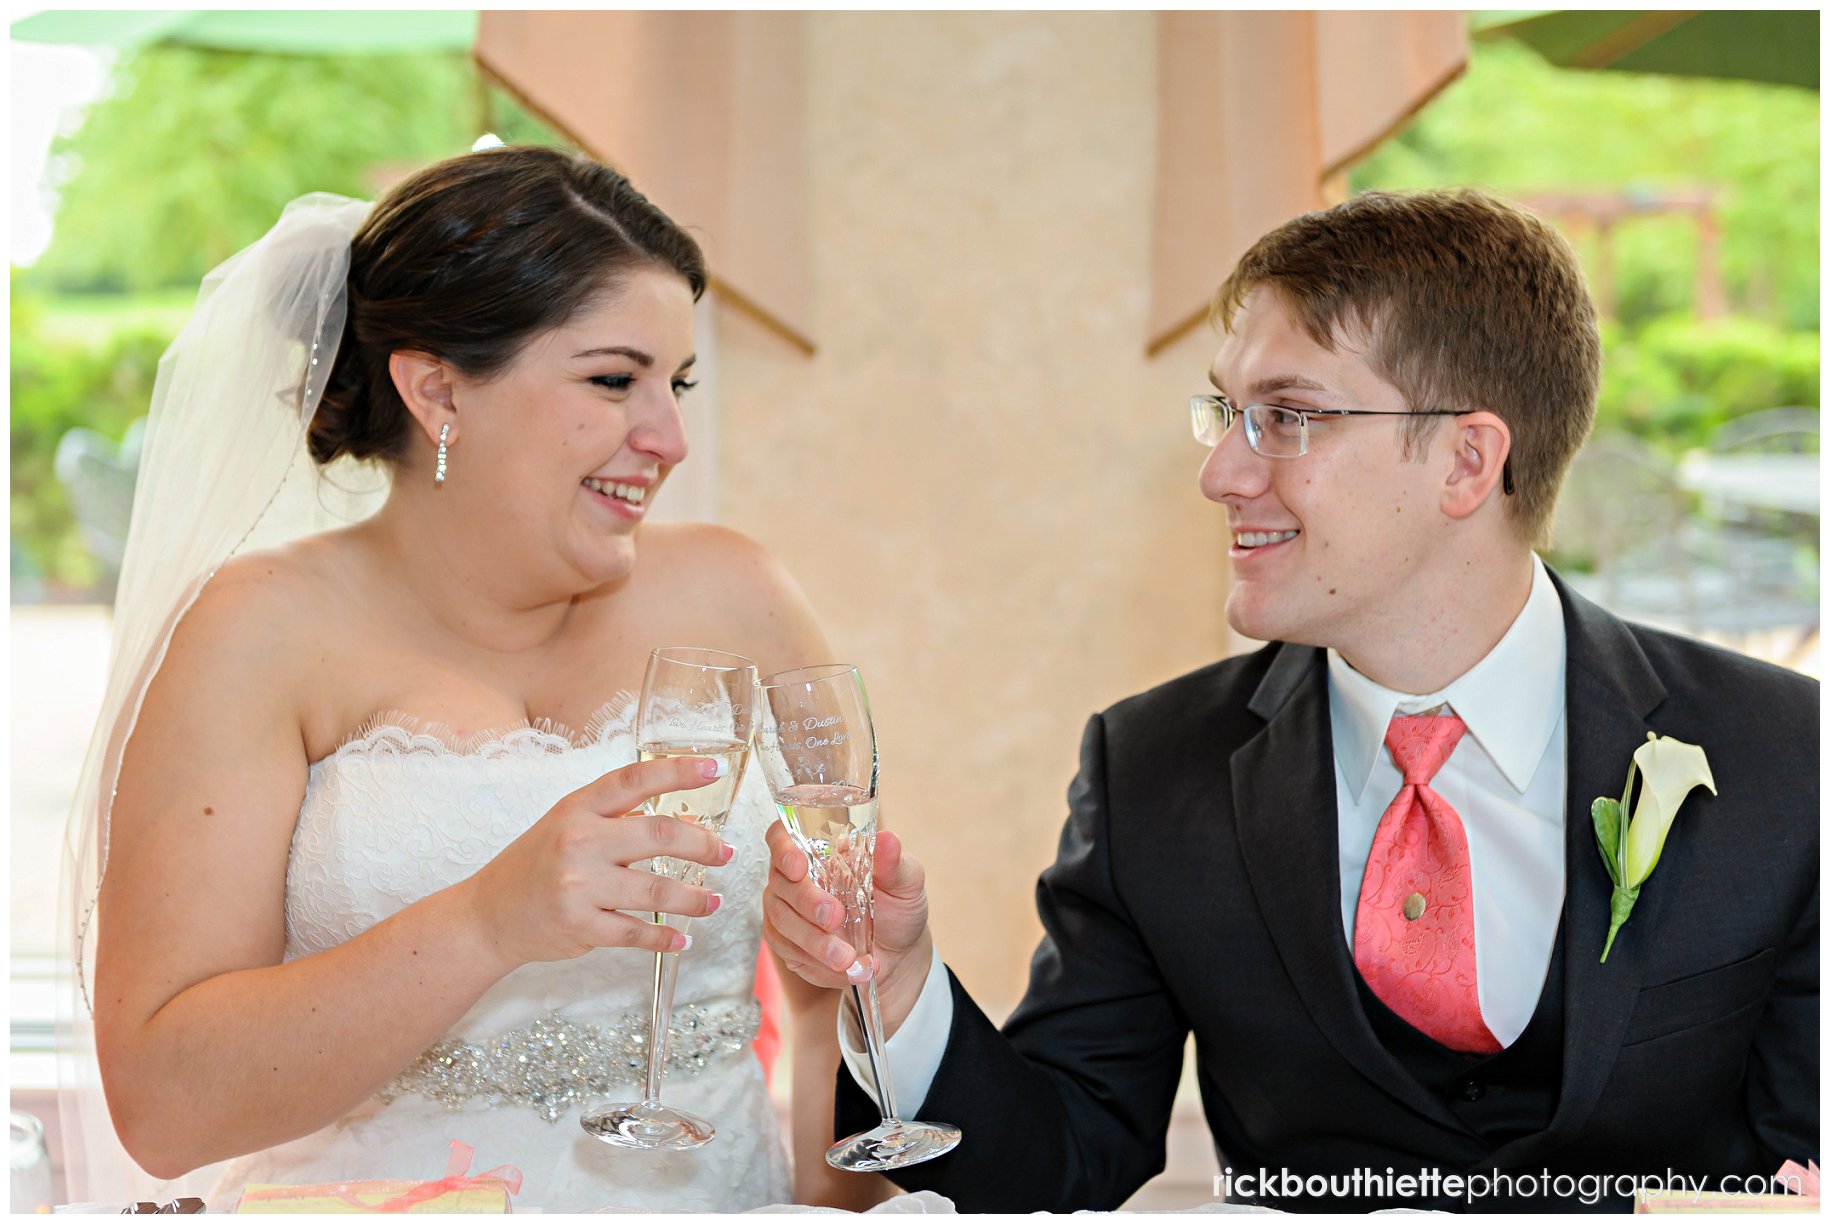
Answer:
[
  {"left": 390, "top": 350, "right": 459, "bottom": 445},
  {"left": 1440, "top": 411, "right": 1511, "bottom": 521}
]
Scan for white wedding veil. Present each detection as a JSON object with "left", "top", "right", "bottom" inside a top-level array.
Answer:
[{"left": 54, "top": 193, "right": 389, "bottom": 1204}]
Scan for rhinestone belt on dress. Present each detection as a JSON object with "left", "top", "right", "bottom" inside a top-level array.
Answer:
[{"left": 378, "top": 998, "right": 763, "bottom": 1122}]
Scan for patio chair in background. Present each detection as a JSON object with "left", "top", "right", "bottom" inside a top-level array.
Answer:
[
  {"left": 1693, "top": 406, "right": 1820, "bottom": 539},
  {"left": 1697, "top": 407, "right": 1820, "bottom": 661},
  {"left": 52, "top": 417, "right": 144, "bottom": 603},
  {"left": 1708, "top": 406, "right": 1820, "bottom": 455},
  {"left": 1551, "top": 430, "right": 1713, "bottom": 630},
  {"left": 1553, "top": 427, "right": 1819, "bottom": 657}
]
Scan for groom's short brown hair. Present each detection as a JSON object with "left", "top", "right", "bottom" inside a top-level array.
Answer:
[{"left": 1212, "top": 189, "right": 1600, "bottom": 546}]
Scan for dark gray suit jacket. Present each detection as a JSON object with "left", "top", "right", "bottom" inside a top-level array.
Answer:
[{"left": 840, "top": 575, "right": 1818, "bottom": 1211}]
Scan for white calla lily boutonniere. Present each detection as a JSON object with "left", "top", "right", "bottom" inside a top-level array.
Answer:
[{"left": 1592, "top": 732, "right": 1716, "bottom": 963}]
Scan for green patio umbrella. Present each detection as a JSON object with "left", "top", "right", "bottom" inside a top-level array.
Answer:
[
  {"left": 1473, "top": 10, "right": 1818, "bottom": 91},
  {"left": 9, "top": 9, "right": 476, "bottom": 55}
]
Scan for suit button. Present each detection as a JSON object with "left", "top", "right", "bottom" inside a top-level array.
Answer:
[{"left": 1458, "top": 1079, "right": 1485, "bottom": 1102}]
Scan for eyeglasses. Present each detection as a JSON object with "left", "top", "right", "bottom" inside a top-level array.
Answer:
[{"left": 1189, "top": 394, "right": 1513, "bottom": 494}]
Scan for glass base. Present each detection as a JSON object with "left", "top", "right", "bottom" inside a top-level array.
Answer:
[
  {"left": 581, "top": 1101, "right": 716, "bottom": 1151},
  {"left": 826, "top": 1119, "right": 961, "bottom": 1172}
]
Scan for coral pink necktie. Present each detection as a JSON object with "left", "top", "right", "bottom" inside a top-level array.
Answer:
[{"left": 1352, "top": 712, "right": 1502, "bottom": 1055}]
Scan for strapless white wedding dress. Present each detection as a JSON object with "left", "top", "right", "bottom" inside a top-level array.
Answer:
[{"left": 209, "top": 699, "right": 793, "bottom": 1213}]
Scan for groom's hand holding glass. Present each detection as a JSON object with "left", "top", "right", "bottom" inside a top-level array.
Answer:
[{"left": 763, "top": 823, "right": 934, "bottom": 1042}]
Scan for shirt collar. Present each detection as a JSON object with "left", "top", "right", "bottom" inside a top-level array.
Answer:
[{"left": 1327, "top": 555, "right": 1567, "bottom": 801}]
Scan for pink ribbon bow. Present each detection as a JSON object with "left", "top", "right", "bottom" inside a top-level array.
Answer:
[
  {"left": 1776, "top": 1159, "right": 1819, "bottom": 1200},
  {"left": 373, "top": 1140, "right": 524, "bottom": 1212}
]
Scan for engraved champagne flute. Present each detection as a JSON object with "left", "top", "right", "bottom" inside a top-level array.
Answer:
[
  {"left": 757, "top": 663, "right": 961, "bottom": 1171},
  {"left": 581, "top": 646, "right": 758, "bottom": 1151}
]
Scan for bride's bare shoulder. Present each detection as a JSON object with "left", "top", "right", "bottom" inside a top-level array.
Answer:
[
  {"left": 171, "top": 531, "right": 359, "bottom": 659},
  {"left": 126, "top": 536, "right": 361, "bottom": 755},
  {"left": 630, "top": 522, "right": 830, "bottom": 671},
  {"left": 636, "top": 521, "right": 793, "bottom": 601}
]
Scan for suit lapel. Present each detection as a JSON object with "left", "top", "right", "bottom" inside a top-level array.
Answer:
[
  {"left": 1489, "top": 574, "right": 1673, "bottom": 1168},
  {"left": 1231, "top": 642, "right": 1468, "bottom": 1133}
]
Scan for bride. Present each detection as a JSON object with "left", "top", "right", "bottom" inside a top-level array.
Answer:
[{"left": 63, "top": 145, "right": 881, "bottom": 1212}]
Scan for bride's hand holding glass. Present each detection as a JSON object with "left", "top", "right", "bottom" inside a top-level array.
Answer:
[{"left": 459, "top": 755, "right": 732, "bottom": 968}]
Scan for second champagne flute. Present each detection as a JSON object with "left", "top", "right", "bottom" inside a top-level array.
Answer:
[
  {"left": 758, "top": 663, "right": 961, "bottom": 1172},
  {"left": 581, "top": 646, "right": 757, "bottom": 1151}
]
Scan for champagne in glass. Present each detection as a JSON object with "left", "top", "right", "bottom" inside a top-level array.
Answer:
[
  {"left": 581, "top": 646, "right": 758, "bottom": 1152},
  {"left": 773, "top": 784, "right": 878, "bottom": 964},
  {"left": 758, "top": 664, "right": 961, "bottom": 1172},
  {"left": 638, "top": 737, "right": 748, "bottom": 884}
]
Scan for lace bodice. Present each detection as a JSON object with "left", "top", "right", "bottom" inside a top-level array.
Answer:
[
  {"left": 285, "top": 698, "right": 771, "bottom": 1034},
  {"left": 210, "top": 698, "right": 791, "bottom": 1212}
]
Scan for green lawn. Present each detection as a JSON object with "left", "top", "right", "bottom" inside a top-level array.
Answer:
[{"left": 32, "top": 291, "right": 195, "bottom": 346}]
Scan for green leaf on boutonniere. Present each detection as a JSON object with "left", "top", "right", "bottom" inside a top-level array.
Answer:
[{"left": 1591, "top": 797, "right": 1625, "bottom": 888}]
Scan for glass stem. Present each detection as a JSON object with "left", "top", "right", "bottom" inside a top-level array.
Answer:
[
  {"left": 645, "top": 915, "right": 684, "bottom": 1106},
  {"left": 852, "top": 977, "right": 900, "bottom": 1122}
]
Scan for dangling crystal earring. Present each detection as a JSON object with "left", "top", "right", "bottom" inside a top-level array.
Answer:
[{"left": 434, "top": 423, "right": 451, "bottom": 485}]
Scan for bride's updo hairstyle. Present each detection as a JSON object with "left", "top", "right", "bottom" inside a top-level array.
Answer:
[{"left": 309, "top": 145, "right": 707, "bottom": 466}]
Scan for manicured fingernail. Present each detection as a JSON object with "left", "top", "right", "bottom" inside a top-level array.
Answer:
[
  {"left": 674, "top": 933, "right": 693, "bottom": 952},
  {"left": 844, "top": 958, "right": 871, "bottom": 982},
  {"left": 707, "top": 892, "right": 723, "bottom": 914},
  {"left": 815, "top": 901, "right": 839, "bottom": 927},
  {"left": 699, "top": 757, "right": 728, "bottom": 779},
  {"left": 719, "top": 841, "right": 736, "bottom": 864}
]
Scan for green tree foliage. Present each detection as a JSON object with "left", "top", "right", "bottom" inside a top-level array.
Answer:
[
  {"left": 13, "top": 46, "right": 563, "bottom": 593},
  {"left": 1355, "top": 41, "right": 1819, "bottom": 456},
  {"left": 1599, "top": 316, "right": 1819, "bottom": 448},
  {"left": 26, "top": 45, "right": 561, "bottom": 293},
  {"left": 1355, "top": 42, "right": 1819, "bottom": 332},
  {"left": 1358, "top": 41, "right": 1818, "bottom": 602}
]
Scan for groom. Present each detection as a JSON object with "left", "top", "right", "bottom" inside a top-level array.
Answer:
[{"left": 763, "top": 189, "right": 1819, "bottom": 1211}]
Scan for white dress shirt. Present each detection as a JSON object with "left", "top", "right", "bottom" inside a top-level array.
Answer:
[
  {"left": 1327, "top": 555, "right": 1567, "bottom": 1044},
  {"left": 844, "top": 556, "right": 1570, "bottom": 1110}
]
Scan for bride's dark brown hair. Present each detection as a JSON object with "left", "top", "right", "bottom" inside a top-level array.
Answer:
[{"left": 309, "top": 145, "right": 707, "bottom": 466}]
